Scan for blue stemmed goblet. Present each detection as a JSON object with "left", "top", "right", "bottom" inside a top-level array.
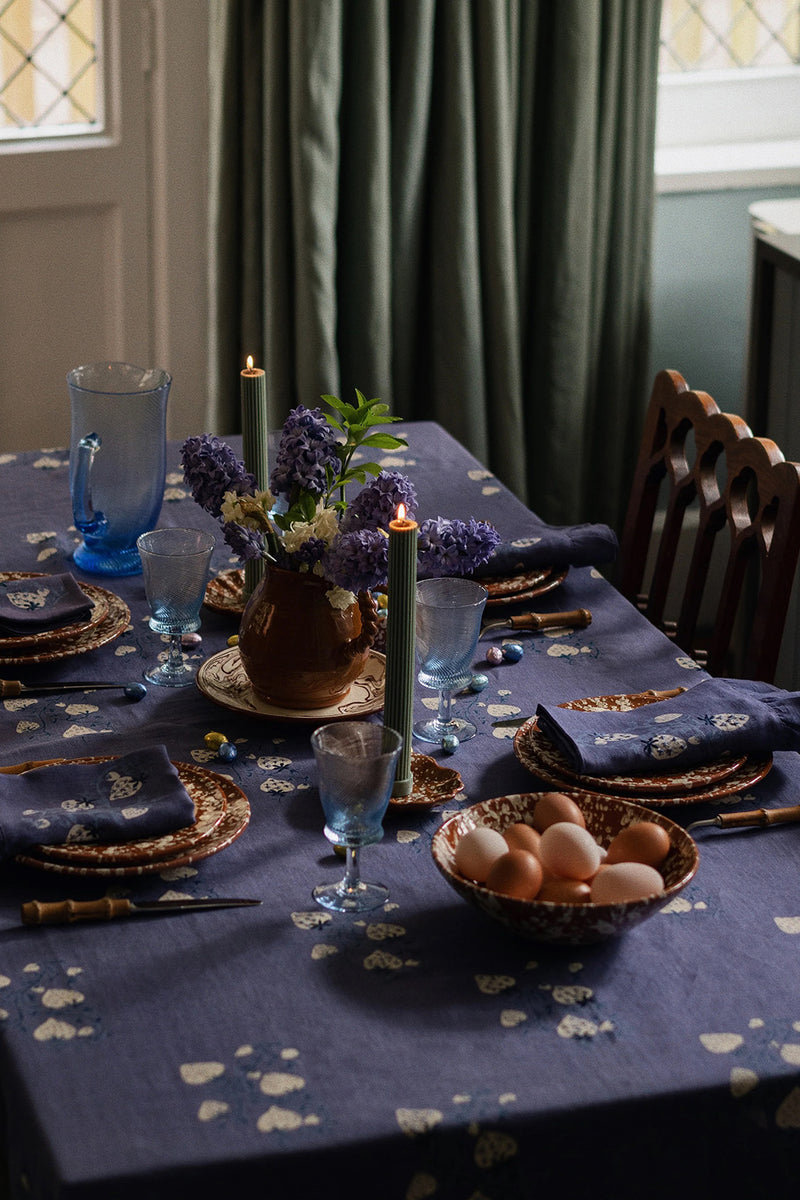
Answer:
[
  {"left": 413, "top": 577, "right": 488, "bottom": 744},
  {"left": 311, "top": 721, "right": 403, "bottom": 913},
  {"left": 137, "top": 527, "right": 215, "bottom": 687}
]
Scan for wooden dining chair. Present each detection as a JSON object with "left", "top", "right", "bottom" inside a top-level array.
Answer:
[{"left": 617, "top": 368, "right": 800, "bottom": 684}]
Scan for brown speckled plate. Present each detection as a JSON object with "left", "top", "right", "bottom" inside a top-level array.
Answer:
[
  {"left": 388, "top": 752, "right": 464, "bottom": 809},
  {"left": 484, "top": 568, "right": 567, "bottom": 607},
  {"left": 204, "top": 568, "right": 246, "bottom": 615},
  {"left": 0, "top": 589, "right": 130, "bottom": 666},
  {"left": 513, "top": 716, "right": 772, "bottom": 807},
  {"left": 0, "top": 573, "right": 109, "bottom": 652},
  {"left": 196, "top": 645, "right": 385, "bottom": 722},
  {"left": 34, "top": 761, "right": 227, "bottom": 865},
  {"left": 483, "top": 568, "right": 551, "bottom": 597},
  {"left": 15, "top": 761, "right": 249, "bottom": 876},
  {"left": 516, "top": 720, "right": 748, "bottom": 795}
]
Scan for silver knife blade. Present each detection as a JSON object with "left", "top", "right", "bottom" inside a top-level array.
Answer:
[{"left": 21, "top": 897, "right": 261, "bottom": 925}]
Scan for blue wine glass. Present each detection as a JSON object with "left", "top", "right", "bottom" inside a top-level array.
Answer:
[
  {"left": 413, "top": 577, "right": 487, "bottom": 743},
  {"left": 137, "top": 527, "right": 215, "bottom": 687},
  {"left": 311, "top": 721, "right": 403, "bottom": 912}
]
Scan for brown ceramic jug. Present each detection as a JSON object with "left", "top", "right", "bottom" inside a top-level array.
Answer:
[{"left": 237, "top": 566, "right": 378, "bottom": 709}]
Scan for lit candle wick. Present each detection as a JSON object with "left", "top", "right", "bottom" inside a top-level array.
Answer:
[{"left": 246, "top": 355, "right": 254, "bottom": 371}]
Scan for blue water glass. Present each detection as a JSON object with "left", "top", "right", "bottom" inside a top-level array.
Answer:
[
  {"left": 137, "top": 527, "right": 215, "bottom": 687},
  {"left": 68, "top": 363, "right": 171, "bottom": 576},
  {"left": 414, "top": 577, "right": 487, "bottom": 743},
  {"left": 311, "top": 721, "right": 403, "bottom": 912}
]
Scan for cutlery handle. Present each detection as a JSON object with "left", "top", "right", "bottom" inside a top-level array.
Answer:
[
  {"left": 21, "top": 898, "right": 134, "bottom": 925},
  {"left": 508, "top": 609, "right": 591, "bottom": 631},
  {"left": 716, "top": 805, "right": 800, "bottom": 830},
  {"left": 0, "top": 680, "right": 22, "bottom": 698}
]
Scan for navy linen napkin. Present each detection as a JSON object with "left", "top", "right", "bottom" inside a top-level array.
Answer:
[
  {"left": 0, "top": 573, "right": 94, "bottom": 634},
  {"left": 536, "top": 678, "right": 800, "bottom": 776},
  {"left": 0, "top": 746, "right": 196, "bottom": 859},
  {"left": 474, "top": 519, "right": 618, "bottom": 577}
]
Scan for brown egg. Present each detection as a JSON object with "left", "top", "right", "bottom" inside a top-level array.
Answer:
[
  {"left": 531, "top": 792, "right": 586, "bottom": 832},
  {"left": 537, "top": 877, "right": 592, "bottom": 904},
  {"left": 538, "top": 822, "right": 603, "bottom": 881},
  {"left": 605, "top": 822, "right": 671, "bottom": 869},
  {"left": 503, "top": 823, "right": 542, "bottom": 857},
  {"left": 485, "top": 849, "right": 543, "bottom": 899}
]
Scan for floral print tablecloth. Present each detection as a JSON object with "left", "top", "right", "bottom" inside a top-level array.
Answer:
[{"left": 0, "top": 424, "right": 798, "bottom": 1200}]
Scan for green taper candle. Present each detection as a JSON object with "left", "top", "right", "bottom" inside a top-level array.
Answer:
[
  {"left": 240, "top": 356, "right": 268, "bottom": 597},
  {"left": 385, "top": 506, "right": 418, "bottom": 796}
]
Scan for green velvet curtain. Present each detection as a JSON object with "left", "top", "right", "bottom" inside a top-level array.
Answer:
[{"left": 207, "top": 0, "right": 661, "bottom": 532}]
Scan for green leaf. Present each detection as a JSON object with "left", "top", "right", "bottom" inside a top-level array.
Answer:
[{"left": 360, "top": 432, "right": 408, "bottom": 449}]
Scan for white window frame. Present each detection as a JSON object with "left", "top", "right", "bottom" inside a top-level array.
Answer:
[
  {"left": 656, "top": 64, "right": 800, "bottom": 192},
  {"left": 0, "top": 0, "right": 119, "bottom": 157}
]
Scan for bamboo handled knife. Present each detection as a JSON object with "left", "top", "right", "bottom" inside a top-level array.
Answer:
[
  {"left": 21, "top": 897, "right": 261, "bottom": 925},
  {"left": 481, "top": 608, "right": 591, "bottom": 637}
]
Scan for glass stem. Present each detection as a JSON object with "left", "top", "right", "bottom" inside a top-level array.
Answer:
[
  {"left": 164, "top": 633, "right": 185, "bottom": 676},
  {"left": 437, "top": 687, "right": 454, "bottom": 731},
  {"left": 342, "top": 846, "right": 362, "bottom": 894}
]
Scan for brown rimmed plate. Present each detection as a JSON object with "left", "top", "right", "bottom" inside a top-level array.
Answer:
[
  {"left": 0, "top": 573, "right": 109, "bottom": 652},
  {"left": 196, "top": 645, "right": 386, "bottom": 722},
  {"left": 483, "top": 568, "right": 567, "bottom": 608},
  {"left": 0, "top": 589, "right": 130, "bottom": 667},
  {"left": 15, "top": 761, "right": 249, "bottom": 877},
  {"left": 520, "top": 722, "right": 748, "bottom": 795},
  {"left": 513, "top": 716, "right": 772, "bottom": 807},
  {"left": 33, "top": 761, "right": 227, "bottom": 865}
]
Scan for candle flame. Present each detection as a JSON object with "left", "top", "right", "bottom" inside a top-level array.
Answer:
[
  {"left": 246, "top": 355, "right": 254, "bottom": 370},
  {"left": 397, "top": 504, "right": 406, "bottom": 521}
]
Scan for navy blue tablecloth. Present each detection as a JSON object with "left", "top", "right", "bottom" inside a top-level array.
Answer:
[{"left": 0, "top": 424, "right": 798, "bottom": 1200}]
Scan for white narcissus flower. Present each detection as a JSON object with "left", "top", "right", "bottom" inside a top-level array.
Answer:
[{"left": 283, "top": 505, "right": 339, "bottom": 553}]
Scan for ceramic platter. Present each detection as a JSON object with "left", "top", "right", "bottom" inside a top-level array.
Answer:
[
  {"left": 196, "top": 645, "right": 386, "bottom": 722},
  {"left": 15, "top": 759, "right": 250, "bottom": 876},
  {"left": 483, "top": 567, "right": 567, "bottom": 608},
  {"left": 513, "top": 713, "right": 772, "bottom": 808},
  {"left": 0, "top": 574, "right": 129, "bottom": 666},
  {"left": 204, "top": 568, "right": 246, "bottom": 615},
  {"left": 388, "top": 752, "right": 464, "bottom": 809}
]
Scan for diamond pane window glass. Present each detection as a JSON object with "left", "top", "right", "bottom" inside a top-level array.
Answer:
[
  {"left": 660, "top": 0, "right": 800, "bottom": 73},
  {"left": 0, "top": 0, "right": 102, "bottom": 139}
]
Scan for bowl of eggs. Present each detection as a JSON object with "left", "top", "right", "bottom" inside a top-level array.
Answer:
[{"left": 431, "top": 790, "right": 699, "bottom": 944}]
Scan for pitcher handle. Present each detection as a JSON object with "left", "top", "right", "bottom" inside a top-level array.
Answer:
[
  {"left": 72, "top": 433, "right": 108, "bottom": 538},
  {"left": 342, "top": 590, "right": 379, "bottom": 664}
]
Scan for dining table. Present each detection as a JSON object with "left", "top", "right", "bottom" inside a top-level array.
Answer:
[{"left": 0, "top": 420, "right": 799, "bottom": 1200}]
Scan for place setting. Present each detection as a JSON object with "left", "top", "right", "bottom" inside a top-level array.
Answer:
[
  {"left": 0, "top": 571, "right": 130, "bottom": 667},
  {"left": 510, "top": 675, "right": 800, "bottom": 806},
  {"left": 0, "top": 746, "right": 251, "bottom": 879},
  {"left": 473, "top": 516, "right": 617, "bottom": 607}
]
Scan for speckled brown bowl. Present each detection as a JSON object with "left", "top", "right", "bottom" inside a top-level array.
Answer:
[{"left": 431, "top": 791, "right": 699, "bottom": 945}]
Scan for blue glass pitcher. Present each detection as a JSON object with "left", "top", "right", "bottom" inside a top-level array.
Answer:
[{"left": 68, "top": 362, "right": 171, "bottom": 576}]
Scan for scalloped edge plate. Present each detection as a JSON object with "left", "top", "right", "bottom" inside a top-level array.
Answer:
[
  {"left": 16, "top": 762, "right": 249, "bottom": 876},
  {"left": 513, "top": 716, "right": 772, "bottom": 807}
]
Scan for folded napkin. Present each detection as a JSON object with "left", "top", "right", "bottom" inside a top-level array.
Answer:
[
  {"left": 536, "top": 678, "right": 800, "bottom": 776},
  {"left": 0, "top": 573, "right": 94, "bottom": 635},
  {"left": 474, "top": 519, "right": 618, "bottom": 577},
  {"left": 0, "top": 746, "right": 196, "bottom": 859}
]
